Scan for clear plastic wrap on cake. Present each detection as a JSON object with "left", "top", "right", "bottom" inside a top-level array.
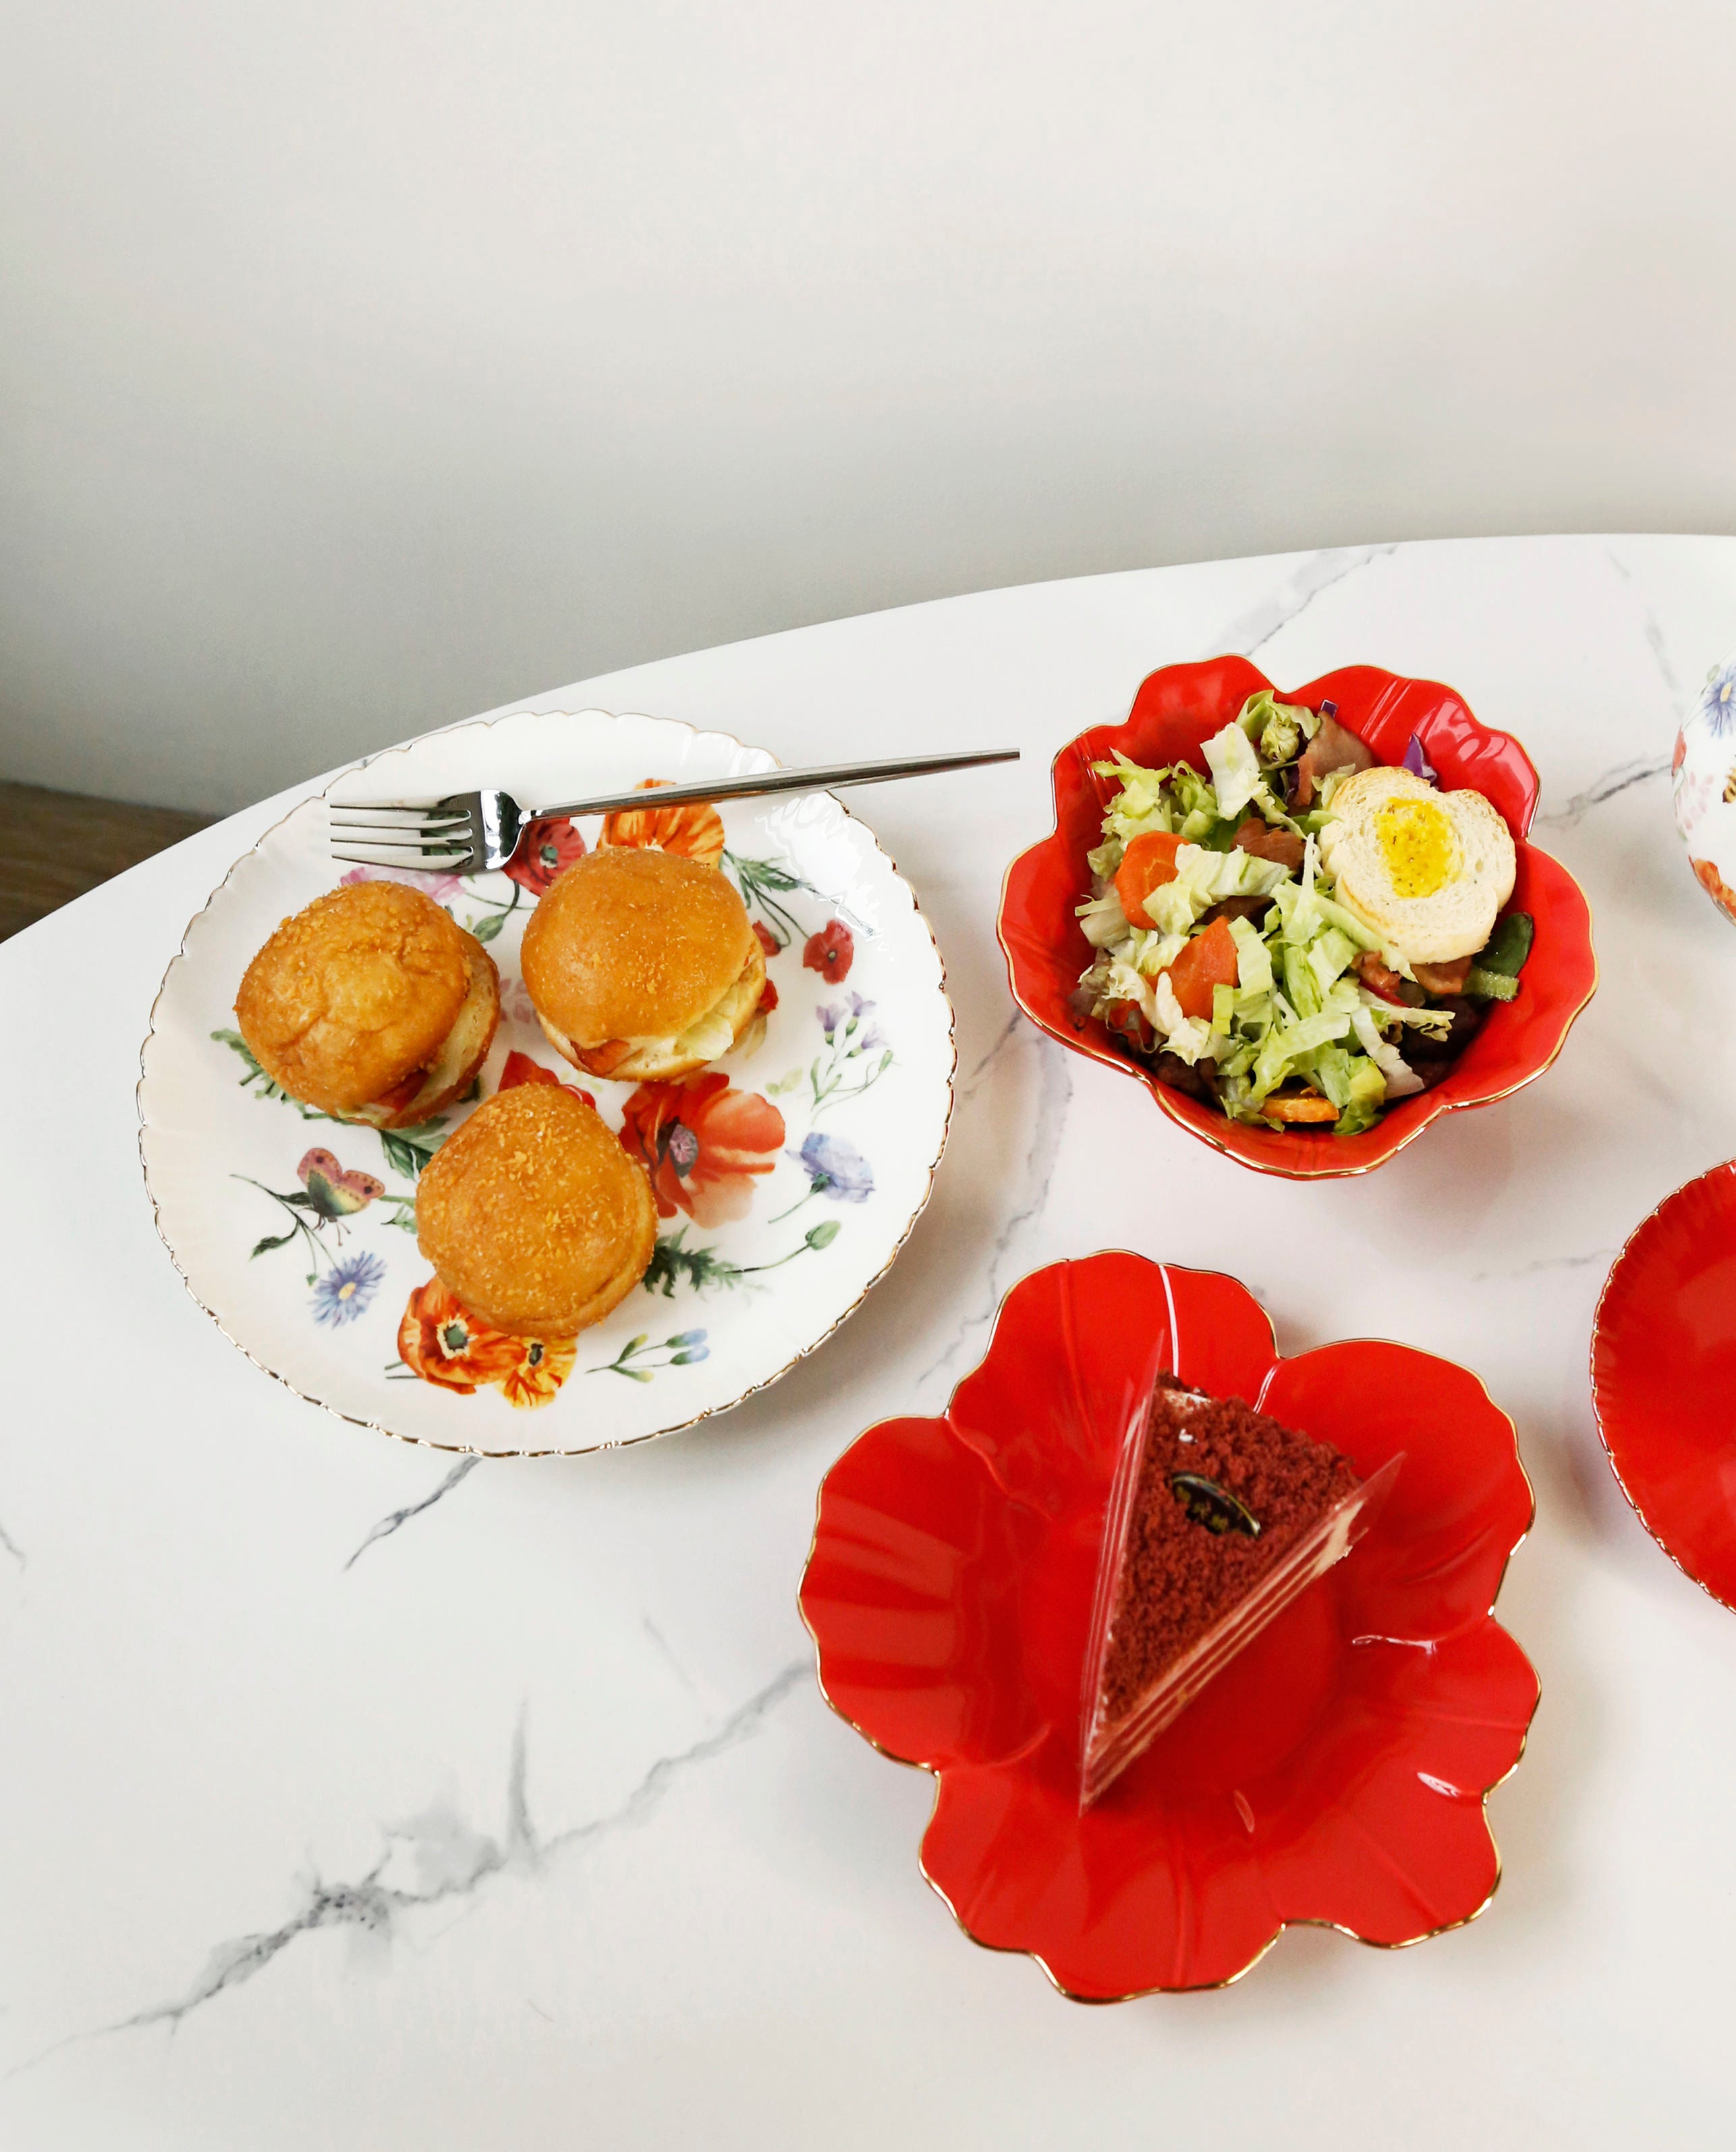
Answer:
[{"left": 1080, "top": 1372, "right": 1401, "bottom": 1809}]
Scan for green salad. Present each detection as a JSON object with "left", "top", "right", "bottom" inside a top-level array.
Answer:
[{"left": 1075, "top": 691, "right": 1534, "bottom": 1135}]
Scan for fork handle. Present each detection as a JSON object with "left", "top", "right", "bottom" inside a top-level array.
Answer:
[{"left": 528, "top": 747, "right": 1018, "bottom": 821}]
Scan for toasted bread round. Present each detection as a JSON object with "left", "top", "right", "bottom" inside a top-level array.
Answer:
[
  {"left": 520, "top": 847, "right": 756, "bottom": 1051},
  {"left": 1319, "top": 766, "right": 1517, "bottom": 965},
  {"left": 538, "top": 936, "right": 765, "bottom": 1083},
  {"left": 236, "top": 882, "right": 486, "bottom": 1117},
  {"left": 415, "top": 1084, "right": 656, "bottom": 1338}
]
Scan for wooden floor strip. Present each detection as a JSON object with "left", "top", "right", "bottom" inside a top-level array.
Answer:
[{"left": 0, "top": 781, "right": 214, "bottom": 940}]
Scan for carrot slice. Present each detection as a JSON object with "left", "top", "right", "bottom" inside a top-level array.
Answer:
[
  {"left": 1161, "top": 916, "right": 1239, "bottom": 1022},
  {"left": 1260, "top": 1091, "right": 1339, "bottom": 1124},
  {"left": 1115, "top": 830, "right": 1185, "bottom": 929}
]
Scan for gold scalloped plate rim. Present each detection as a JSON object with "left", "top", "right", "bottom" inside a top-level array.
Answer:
[
  {"left": 1589, "top": 1158, "right": 1736, "bottom": 1612},
  {"left": 796, "top": 1250, "right": 1538, "bottom": 1999},
  {"left": 137, "top": 710, "right": 957, "bottom": 1460},
  {"left": 993, "top": 709, "right": 1599, "bottom": 1183}
]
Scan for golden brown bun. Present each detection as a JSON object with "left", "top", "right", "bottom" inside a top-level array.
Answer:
[
  {"left": 343, "top": 942, "right": 500, "bottom": 1129},
  {"left": 520, "top": 847, "right": 755, "bottom": 1048},
  {"left": 415, "top": 1084, "right": 656, "bottom": 1338},
  {"left": 236, "top": 882, "right": 482, "bottom": 1116},
  {"left": 539, "top": 936, "right": 765, "bottom": 1083}
]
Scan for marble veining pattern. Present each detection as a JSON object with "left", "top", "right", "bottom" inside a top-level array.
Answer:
[
  {"left": 8, "top": 536, "right": 1736, "bottom": 2150},
  {"left": 343, "top": 1455, "right": 482, "bottom": 1570},
  {"left": 1537, "top": 754, "right": 1673, "bottom": 828},
  {"left": 914, "top": 1021, "right": 1072, "bottom": 1392},
  {"left": 9, "top": 1663, "right": 808, "bottom": 2076},
  {"left": 1212, "top": 542, "right": 1402, "bottom": 660}
]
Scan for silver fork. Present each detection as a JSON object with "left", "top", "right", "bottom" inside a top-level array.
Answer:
[{"left": 328, "top": 747, "right": 1019, "bottom": 874}]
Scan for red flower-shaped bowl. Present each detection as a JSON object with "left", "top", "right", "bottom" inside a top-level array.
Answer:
[
  {"left": 799, "top": 1251, "right": 1538, "bottom": 1997},
  {"left": 997, "top": 658, "right": 1598, "bottom": 1179},
  {"left": 1592, "top": 1161, "right": 1736, "bottom": 1607}
]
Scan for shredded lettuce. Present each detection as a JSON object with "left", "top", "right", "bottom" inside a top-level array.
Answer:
[
  {"left": 1201, "top": 720, "right": 1264, "bottom": 823},
  {"left": 1077, "top": 714, "right": 1497, "bottom": 1135},
  {"left": 1306, "top": 924, "right": 1360, "bottom": 998},
  {"left": 1092, "top": 756, "right": 1176, "bottom": 842},
  {"left": 1134, "top": 843, "right": 1287, "bottom": 937},
  {"left": 1228, "top": 913, "right": 1272, "bottom": 995},
  {"left": 1349, "top": 1004, "right": 1426, "bottom": 1096},
  {"left": 1335, "top": 1059, "right": 1390, "bottom": 1135},
  {"left": 1241, "top": 689, "right": 1320, "bottom": 766},
  {"left": 1151, "top": 973, "right": 1215, "bottom": 1063},
  {"left": 1075, "top": 888, "right": 1129, "bottom": 947}
]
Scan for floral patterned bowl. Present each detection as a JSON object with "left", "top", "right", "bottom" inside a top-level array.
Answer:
[
  {"left": 799, "top": 1251, "right": 1538, "bottom": 1998},
  {"left": 138, "top": 710, "right": 955, "bottom": 1456},
  {"left": 1672, "top": 656, "right": 1736, "bottom": 920},
  {"left": 997, "top": 657, "right": 1598, "bottom": 1179}
]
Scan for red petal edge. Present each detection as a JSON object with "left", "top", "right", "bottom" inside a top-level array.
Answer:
[
  {"left": 996, "top": 658, "right": 1598, "bottom": 1180},
  {"left": 798, "top": 1251, "right": 1538, "bottom": 1996},
  {"left": 1592, "top": 1160, "right": 1736, "bottom": 1610}
]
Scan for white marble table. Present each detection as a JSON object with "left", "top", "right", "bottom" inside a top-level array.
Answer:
[{"left": 6, "top": 536, "right": 1736, "bottom": 2150}]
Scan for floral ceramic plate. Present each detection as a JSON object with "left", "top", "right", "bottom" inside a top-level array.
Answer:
[
  {"left": 1671, "top": 656, "right": 1736, "bottom": 922},
  {"left": 800, "top": 1251, "right": 1538, "bottom": 1997},
  {"left": 998, "top": 657, "right": 1597, "bottom": 1179},
  {"left": 1592, "top": 1160, "right": 1736, "bottom": 1606},
  {"left": 139, "top": 710, "right": 954, "bottom": 1456}
]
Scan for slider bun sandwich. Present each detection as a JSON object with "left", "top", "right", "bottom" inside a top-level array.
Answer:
[
  {"left": 520, "top": 846, "right": 763, "bottom": 1082},
  {"left": 235, "top": 881, "right": 499, "bottom": 1128},
  {"left": 414, "top": 1083, "right": 656, "bottom": 1337}
]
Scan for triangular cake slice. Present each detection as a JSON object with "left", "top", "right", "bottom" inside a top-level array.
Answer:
[{"left": 1080, "top": 1374, "right": 1400, "bottom": 1809}]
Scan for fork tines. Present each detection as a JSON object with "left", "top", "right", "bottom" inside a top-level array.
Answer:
[{"left": 327, "top": 802, "right": 476, "bottom": 872}]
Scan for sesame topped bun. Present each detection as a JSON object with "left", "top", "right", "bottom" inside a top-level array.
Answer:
[
  {"left": 520, "top": 846, "right": 761, "bottom": 1083},
  {"left": 414, "top": 1084, "right": 656, "bottom": 1338},
  {"left": 235, "top": 880, "right": 499, "bottom": 1126}
]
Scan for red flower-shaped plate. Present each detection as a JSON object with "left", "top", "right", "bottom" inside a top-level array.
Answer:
[
  {"left": 997, "top": 658, "right": 1598, "bottom": 1179},
  {"left": 1592, "top": 1161, "right": 1736, "bottom": 1606},
  {"left": 799, "top": 1251, "right": 1538, "bottom": 1997}
]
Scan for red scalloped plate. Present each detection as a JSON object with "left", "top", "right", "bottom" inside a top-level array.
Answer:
[
  {"left": 997, "top": 658, "right": 1598, "bottom": 1179},
  {"left": 1592, "top": 1161, "right": 1736, "bottom": 1607},
  {"left": 799, "top": 1251, "right": 1538, "bottom": 1998}
]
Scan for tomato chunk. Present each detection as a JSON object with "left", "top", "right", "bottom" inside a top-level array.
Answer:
[
  {"left": 1115, "top": 830, "right": 1185, "bottom": 929},
  {"left": 1104, "top": 996, "right": 1151, "bottom": 1050},
  {"left": 574, "top": 1038, "right": 636, "bottom": 1076},
  {"left": 372, "top": 1066, "right": 429, "bottom": 1114},
  {"left": 1162, "top": 915, "right": 1239, "bottom": 1022}
]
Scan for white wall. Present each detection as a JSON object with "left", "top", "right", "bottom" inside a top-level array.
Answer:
[{"left": 4, "top": 0, "right": 1733, "bottom": 812}]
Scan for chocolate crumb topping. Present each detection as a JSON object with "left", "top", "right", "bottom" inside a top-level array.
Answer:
[{"left": 1095, "top": 1375, "right": 1360, "bottom": 1726}]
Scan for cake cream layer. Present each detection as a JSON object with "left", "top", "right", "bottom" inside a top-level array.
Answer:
[{"left": 1080, "top": 1455, "right": 1401, "bottom": 1809}]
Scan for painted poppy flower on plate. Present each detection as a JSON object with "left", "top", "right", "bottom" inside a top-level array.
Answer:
[
  {"left": 504, "top": 816, "right": 586, "bottom": 897},
  {"left": 618, "top": 1073, "right": 786, "bottom": 1226}
]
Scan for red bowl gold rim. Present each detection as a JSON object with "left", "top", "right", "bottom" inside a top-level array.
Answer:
[{"left": 996, "top": 658, "right": 1598, "bottom": 1181}]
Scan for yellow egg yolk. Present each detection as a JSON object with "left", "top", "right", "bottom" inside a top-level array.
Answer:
[{"left": 1375, "top": 797, "right": 1456, "bottom": 899}]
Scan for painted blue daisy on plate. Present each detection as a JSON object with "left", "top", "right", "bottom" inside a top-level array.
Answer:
[
  {"left": 1700, "top": 661, "right": 1736, "bottom": 737},
  {"left": 773, "top": 1131, "right": 874, "bottom": 1222},
  {"left": 312, "top": 1250, "right": 387, "bottom": 1328}
]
